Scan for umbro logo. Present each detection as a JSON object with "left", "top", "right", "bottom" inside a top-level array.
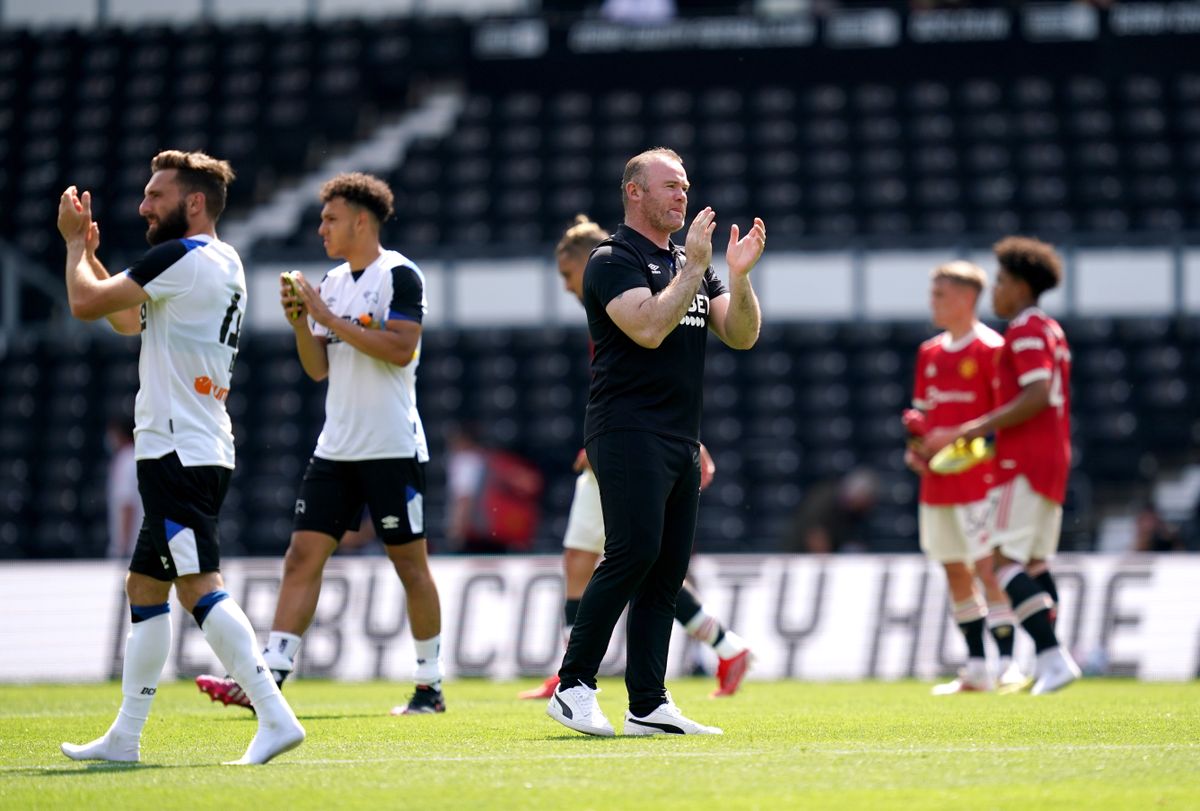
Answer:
[
  {"left": 648, "top": 264, "right": 661, "bottom": 274},
  {"left": 381, "top": 515, "right": 401, "bottom": 530},
  {"left": 160, "top": 555, "right": 170, "bottom": 570}
]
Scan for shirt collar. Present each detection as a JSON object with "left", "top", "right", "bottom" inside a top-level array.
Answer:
[{"left": 616, "top": 223, "right": 677, "bottom": 255}]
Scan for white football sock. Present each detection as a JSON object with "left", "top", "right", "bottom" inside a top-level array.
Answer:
[
  {"left": 684, "top": 609, "right": 721, "bottom": 647},
  {"left": 201, "top": 599, "right": 305, "bottom": 765},
  {"left": 714, "top": 629, "right": 748, "bottom": 660},
  {"left": 113, "top": 612, "right": 172, "bottom": 737},
  {"left": 263, "top": 631, "right": 303, "bottom": 674},
  {"left": 414, "top": 635, "right": 442, "bottom": 687},
  {"left": 62, "top": 610, "right": 171, "bottom": 762},
  {"left": 201, "top": 600, "right": 288, "bottom": 719}
]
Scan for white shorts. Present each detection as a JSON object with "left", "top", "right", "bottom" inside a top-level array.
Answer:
[
  {"left": 562, "top": 468, "right": 606, "bottom": 555},
  {"left": 989, "top": 475, "right": 1062, "bottom": 564},
  {"left": 918, "top": 499, "right": 993, "bottom": 564}
]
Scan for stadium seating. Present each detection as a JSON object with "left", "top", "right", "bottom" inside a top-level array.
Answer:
[
  {"left": 2, "top": 316, "right": 1197, "bottom": 559},
  {"left": 4, "top": 18, "right": 1200, "bottom": 277},
  {"left": 3, "top": 15, "right": 1198, "bottom": 558}
]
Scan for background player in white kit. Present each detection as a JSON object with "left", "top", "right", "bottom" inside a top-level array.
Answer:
[
  {"left": 197, "top": 172, "right": 446, "bottom": 715},
  {"left": 517, "top": 215, "right": 752, "bottom": 702},
  {"left": 906, "top": 262, "right": 1025, "bottom": 694},
  {"left": 57, "top": 150, "right": 304, "bottom": 765}
]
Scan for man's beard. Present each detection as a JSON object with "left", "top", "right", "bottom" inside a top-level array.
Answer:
[
  {"left": 145, "top": 202, "right": 189, "bottom": 245},
  {"left": 648, "top": 203, "right": 684, "bottom": 235}
]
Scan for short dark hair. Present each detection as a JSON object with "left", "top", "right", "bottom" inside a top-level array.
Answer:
[
  {"left": 993, "top": 236, "right": 1063, "bottom": 298},
  {"left": 621, "top": 147, "right": 684, "bottom": 210},
  {"left": 556, "top": 215, "right": 608, "bottom": 259},
  {"left": 319, "top": 172, "right": 395, "bottom": 225},
  {"left": 150, "top": 150, "right": 235, "bottom": 221}
]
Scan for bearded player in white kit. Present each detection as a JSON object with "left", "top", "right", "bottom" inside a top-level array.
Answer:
[
  {"left": 197, "top": 172, "right": 446, "bottom": 715},
  {"left": 57, "top": 150, "right": 304, "bottom": 765}
]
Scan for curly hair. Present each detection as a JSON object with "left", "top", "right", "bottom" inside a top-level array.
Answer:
[
  {"left": 319, "top": 172, "right": 395, "bottom": 224},
  {"left": 993, "top": 236, "right": 1063, "bottom": 297},
  {"left": 150, "top": 150, "right": 236, "bottom": 220},
  {"left": 556, "top": 215, "right": 608, "bottom": 259}
]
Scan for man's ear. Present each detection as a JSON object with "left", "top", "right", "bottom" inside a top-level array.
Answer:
[{"left": 187, "top": 191, "right": 207, "bottom": 218}]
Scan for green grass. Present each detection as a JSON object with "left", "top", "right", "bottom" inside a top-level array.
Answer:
[{"left": 1, "top": 678, "right": 1198, "bottom": 810}]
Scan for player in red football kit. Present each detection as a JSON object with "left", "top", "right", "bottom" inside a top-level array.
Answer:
[
  {"left": 926, "top": 237, "right": 1080, "bottom": 695},
  {"left": 906, "top": 261, "right": 1024, "bottom": 694}
]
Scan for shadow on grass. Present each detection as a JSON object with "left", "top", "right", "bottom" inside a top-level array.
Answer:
[
  {"left": 198, "top": 711, "right": 387, "bottom": 722},
  {"left": 10, "top": 762, "right": 176, "bottom": 778}
]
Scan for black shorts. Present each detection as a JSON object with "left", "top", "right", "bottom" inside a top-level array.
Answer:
[
  {"left": 129, "top": 452, "right": 232, "bottom": 582},
  {"left": 293, "top": 456, "right": 426, "bottom": 545}
]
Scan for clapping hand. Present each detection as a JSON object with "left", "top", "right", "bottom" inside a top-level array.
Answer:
[
  {"left": 292, "top": 273, "right": 337, "bottom": 328},
  {"left": 58, "top": 186, "right": 92, "bottom": 244},
  {"left": 684, "top": 206, "right": 716, "bottom": 270},
  {"left": 726, "top": 217, "right": 766, "bottom": 278}
]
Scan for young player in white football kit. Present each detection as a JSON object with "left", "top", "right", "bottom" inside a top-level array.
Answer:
[
  {"left": 518, "top": 215, "right": 752, "bottom": 705},
  {"left": 197, "top": 173, "right": 446, "bottom": 715},
  {"left": 905, "top": 262, "right": 1025, "bottom": 694},
  {"left": 57, "top": 150, "right": 304, "bottom": 765}
]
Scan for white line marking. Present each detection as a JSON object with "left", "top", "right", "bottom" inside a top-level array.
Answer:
[{"left": 4, "top": 743, "right": 1196, "bottom": 772}]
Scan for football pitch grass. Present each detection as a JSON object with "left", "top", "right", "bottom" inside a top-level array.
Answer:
[{"left": 1, "top": 679, "right": 1197, "bottom": 810}]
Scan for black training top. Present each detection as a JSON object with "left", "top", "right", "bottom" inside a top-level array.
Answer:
[{"left": 582, "top": 223, "right": 728, "bottom": 445}]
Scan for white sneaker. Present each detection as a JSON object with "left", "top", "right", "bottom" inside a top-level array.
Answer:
[
  {"left": 931, "top": 670, "right": 994, "bottom": 696},
  {"left": 1031, "top": 647, "right": 1081, "bottom": 696},
  {"left": 61, "top": 730, "right": 140, "bottom": 763},
  {"left": 547, "top": 683, "right": 614, "bottom": 737},
  {"left": 996, "top": 660, "right": 1034, "bottom": 694},
  {"left": 624, "top": 695, "right": 723, "bottom": 736}
]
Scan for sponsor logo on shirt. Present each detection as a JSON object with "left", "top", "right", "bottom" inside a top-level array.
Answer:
[
  {"left": 925, "top": 385, "right": 977, "bottom": 404},
  {"left": 193, "top": 376, "right": 229, "bottom": 402},
  {"left": 679, "top": 293, "right": 710, "bottom": 328}
]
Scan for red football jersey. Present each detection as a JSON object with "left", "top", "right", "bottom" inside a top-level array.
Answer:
[
  {"left": 993, "top": 307, "right": 1072, "bottom": 504},
  {"left": 912, "top": 323, "right": 1003, "bottom": 505}
]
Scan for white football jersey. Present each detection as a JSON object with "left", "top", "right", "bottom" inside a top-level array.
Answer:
[
  {"left": 125, "top": 234, "right": 245, "bottom": 469},
  {"left": 310, "top": 249, "right": 429, "bottom": 462}
]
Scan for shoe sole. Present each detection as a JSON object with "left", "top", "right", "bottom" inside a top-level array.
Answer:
[
  {"left": 997, "top": 676, "right": 1035, "bottom": 695},
  {"left": 623, "top": 719, "right": 723, "bottom": 736}
]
